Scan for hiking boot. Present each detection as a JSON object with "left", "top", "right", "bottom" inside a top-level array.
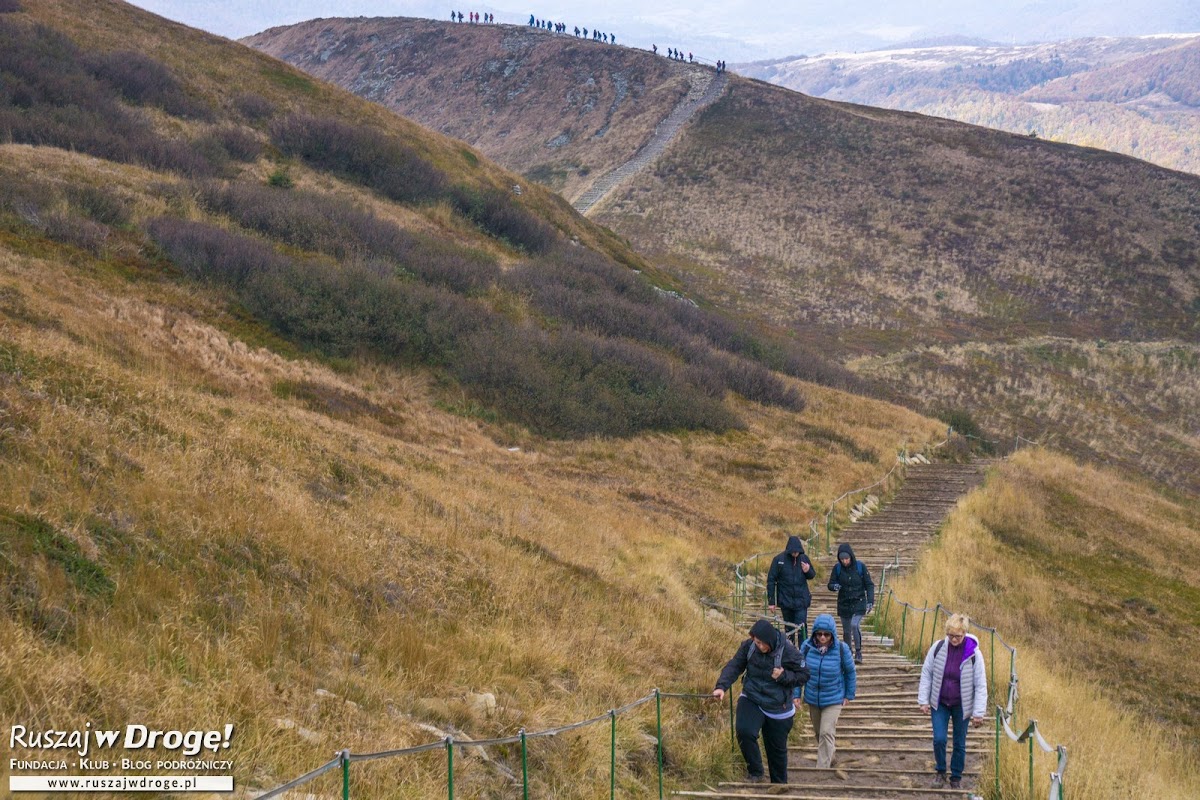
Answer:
[
  {"left": 854, "top": 653, "right": 863, "bottom": 665},
  {"left": 949, "top": 778, "right": 962, "bottom": 790},
  {"left": 745, "top": 773, "right": 765, "bottom": 783},
  {"left": 931, "top": 773, "right": 947, "bottom": 788}
]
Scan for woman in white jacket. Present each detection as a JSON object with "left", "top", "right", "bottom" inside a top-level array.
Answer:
[{"left": 917, "top": 613, "right": 988, "bottom": 790}]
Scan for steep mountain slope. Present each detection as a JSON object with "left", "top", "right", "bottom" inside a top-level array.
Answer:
[
  {"left": 4, "top": 5, "right": 1200, "bottom": 797},
  {"left": 246, "top": 18, "right": 704, "bottom": 202},
  {"left": 247, "top": 17, "right": 1200, "bottom": 494},
  {"left": 0, "top": 1, "right": 946, "bottom": 796},
  {"left": 737, "top": 34, "right": 1200, "bottom": 175},
  {"left": 601, "top": 80, "right": 1200, "bottom": 491}
]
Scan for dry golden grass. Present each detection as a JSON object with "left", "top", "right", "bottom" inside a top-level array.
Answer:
[
  {"left": 883, "top": 449, "right": 1200, "bottom": 799},
  {"left": 852, "top": 337, "right": 1200, "bottom": 494},
  {"left": 0, "top": 216, "right": 943, "bottom": 796}
]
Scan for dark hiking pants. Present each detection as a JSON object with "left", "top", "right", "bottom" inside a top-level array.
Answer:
[{"left": 735, "top": 696, "right": 794, "bottom": 783}]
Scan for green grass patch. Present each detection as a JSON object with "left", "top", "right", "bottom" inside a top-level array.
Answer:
[
  {"left": 0, "top": 510, "right": 115, "bottom": 597},
  {"left": 258, "top": 64, "right": 318, "bottom": 95}
]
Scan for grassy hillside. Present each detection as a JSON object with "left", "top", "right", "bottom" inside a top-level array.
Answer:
[
  {"left": 0, "top": 142, "right": 946, "bottom": 796},
  {"left": 2, "top": 0, "right": 868, "bottom": 442},
  {"left": 249, "top": 21, "right": 1200, "bottom": 492},
  {"left": 886, "top": 449, "right": 1200, "bottom": 798},
  {"left": 601, "top": 78, "right": 1200, "bottom": 347},
  {"left": 595, "top": 78, "right": 1200, "bottom": 491},
  {"left": 852, "top": 338, "right": 1200, "bottom": 494},
  {"left": 245, "top": 17, "right": 702, "bottom": 202},
  {"left": 0, "top": 0, "right": 949, "bottom": 796}
]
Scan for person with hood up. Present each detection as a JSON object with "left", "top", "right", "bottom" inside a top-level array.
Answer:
[
  {"left": 796, "top": 614, "right": 856, "bottom": 768},
  {"left": 918, "top": 614, "right": 988, "bottom": 790},
  {"left": 827, "top": 543, "right": 873, "bottom": 664},
  {"left": 712, "top": 619, "right": 809, "bottom": 784},
  {"left": 766, "top": 534, "right": 815, "bottom": 644}
]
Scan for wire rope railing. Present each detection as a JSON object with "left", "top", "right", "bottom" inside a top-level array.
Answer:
[
  {"left": 257, "top": 431, "right": 1043, "bottom": 799},
  {"left": 872, "top": 583, "right": 1067, "bottom": 800},
  {"left": 863, "top": 435, "right": 1066, "bottom": 800},
  {"left": 252, "top": 688, "right": 736, "bottom": 799},
  {"left": 720, "top": 434, "right": 956, "bottom": 623}
]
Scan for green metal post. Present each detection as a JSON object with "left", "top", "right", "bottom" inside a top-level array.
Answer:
[
  {"left": 875, "top": 570, "right": 887, "bottom": 630},
  {"left": 918, "top": 604, "right": 927, "bottom": 652},
  {"left": 990, "top": 630, "right": 997, "bottom": 693},
  {"left": 728, "top": 690, "right": 735, "bottom": 755},
  {"left": 446, "top": 737, "right": 454, "bottom": 800},
  {"left": 341, "top": 750, "right": 349, "bottom": 800},
  {"left": 995, "top": 710, "right": 1002, "bottom": 798},
  {"left": 520, "top": 729, "right": 528, "bottom": 800},
  {"left": 655, "top": 689, "right": 664, "bottom": 800},
  {"left": 900, "top": 605, "right": 908, "bottom": 651},
  {"left": 1029, "top": 729, "right": 1035, "bottom": 800},
  {"left": 931, "top": 606, "right": 940, "bottom": 650},
  {"left": 610, "top": 710, "right": 616, "bottom": 800}
]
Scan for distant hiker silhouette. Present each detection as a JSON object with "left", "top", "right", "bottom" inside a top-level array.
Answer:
[
  {"left": 528, "top": 13, "right": 534, "bottom": 25},
  {"left": 652, "top": 43, "right": 657, "bottom": 54}
]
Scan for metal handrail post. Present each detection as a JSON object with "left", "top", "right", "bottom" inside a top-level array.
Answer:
[
  {"left": 610, "top": 710, "right": 617, "bottom": 800},
  {"left": 1029, "top": 729, "right": 1035, "bottom": 799},
  {"left": 994, "top": 709, "right": 1002, "bottom": 798},
  {"left": 728, "top": 690, "right": 735, "bottom": 755},
  {"left": 520, "top": 729, "right": 529, "bottom": 800},
  {"left": 446, "top": 737, "right": 454, "bottom": 800},
  {"left": 655, "top": 689, "right": 664, "bottom": 800}
]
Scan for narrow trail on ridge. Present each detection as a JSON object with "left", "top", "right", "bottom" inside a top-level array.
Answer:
[
  {"left": 572, "top": 68, "right": 729, "bottom": 215},
  {"left": 682, "top": 460, "right": 993, "bottom": 800}
]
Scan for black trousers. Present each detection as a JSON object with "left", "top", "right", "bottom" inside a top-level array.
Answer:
[
  {"left": 780, "top": 605, "right": 809, "bottom": 645},
  {"left": 735, "top": 696, "right": 794, "bottom": 783}
]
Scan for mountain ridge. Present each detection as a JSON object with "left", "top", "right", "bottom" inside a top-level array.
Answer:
[{"left": 736, "top": 32, "right": 1200, "bottom": 175}]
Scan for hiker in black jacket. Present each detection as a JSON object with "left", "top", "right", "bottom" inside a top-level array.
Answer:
[
  {"left": 766, "top": 534, "right": 815, "bottom": 645},
  {"left": 828, "top": 543, "right": 874, "bottom": 664},
  {"left": 712, "top": 619, "right": 810, "bottom": 784}
]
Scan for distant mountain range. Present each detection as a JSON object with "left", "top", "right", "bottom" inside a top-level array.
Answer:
[{"left": 735, "top": 33, "right": 1200, "bottom": 175}]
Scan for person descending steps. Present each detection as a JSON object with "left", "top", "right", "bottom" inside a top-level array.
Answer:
[
  {"left": 712, "top": 619, "right": 809, "bottom": 785},
  {"left": 828, "top": 543, "right": 874, "bottom": 665},
  {"left": 796, "top": 614, "right": 856, "bottom": 770}
]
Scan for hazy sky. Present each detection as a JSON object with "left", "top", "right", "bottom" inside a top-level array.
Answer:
[{"left": 129, "top": 0, "right": 1200, "bottom": 60}]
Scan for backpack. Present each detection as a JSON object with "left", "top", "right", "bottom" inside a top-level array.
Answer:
[
  {"left": 746, "top": 635, "right": 786, "bottom": 671},
  {"left": 833, "top": 561, "right": 866, "bottom": 582}
]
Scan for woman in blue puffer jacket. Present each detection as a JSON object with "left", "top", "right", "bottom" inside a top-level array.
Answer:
[{"left": 796, "top": 613, "right": 856, "bottom": 768}]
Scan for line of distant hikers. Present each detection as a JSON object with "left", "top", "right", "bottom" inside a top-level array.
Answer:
[
  {"left": 449, "top": 11, "right": 727, "bottom": 72},
  {"left": 712, "top": 536, "right": 986, "bottom": 789}
]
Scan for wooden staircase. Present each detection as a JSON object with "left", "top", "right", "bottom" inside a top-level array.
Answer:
[{"left": 680, "top": 461, "right": 992, "bottom": 799}]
